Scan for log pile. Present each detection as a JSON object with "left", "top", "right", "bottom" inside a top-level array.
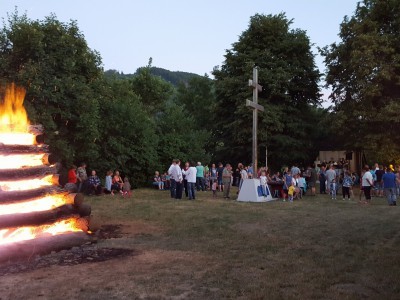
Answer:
[{"left": 0, "top": 124, "right": 92, "bottom": 259}]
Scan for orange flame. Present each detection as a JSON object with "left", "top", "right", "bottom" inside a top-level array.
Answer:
[
  {"left": 0, "top": 83, "right": 35, "bottom": 145},
  {"left": 0, "top": 218, "right": 83, "bottom": 246},
  {"left": 0, "top": 83, "right": 84, "bottom": 245},
  {"left": 0, "top": 194, "right": 73, "bottom": 216}
]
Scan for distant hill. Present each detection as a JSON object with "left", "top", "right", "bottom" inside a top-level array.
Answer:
[{"left": 104, "top": 67, "right": 206, "bottom": 86}]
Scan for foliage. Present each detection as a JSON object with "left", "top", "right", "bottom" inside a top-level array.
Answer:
[
  {"left": 321, "top": 0, "right": 400, "bottom": 164},
  {"left": 212, "top": 13, "right": 321, "bottom": 169},
  {"left": 104, "top": 67, "right": 205, "bottom": 87},
  {"left": 130, "top": 61, "right": 174, "bottom": 115},
  {"left": 95, "top": 77, "right": 159, "bottom": 185},
  {"left": 0, "top": 11, "right": 103, "bottom": 165}
]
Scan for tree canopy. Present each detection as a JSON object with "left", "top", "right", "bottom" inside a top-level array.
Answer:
[
  {"left": 212, "top": 13, "right": 322, "bottom": 169},
  {"left": 0, "top": 11, "right": 211, "bottom": 185},
  {"left": 321, "top": 0, "right": 400, "bottom": 164}
]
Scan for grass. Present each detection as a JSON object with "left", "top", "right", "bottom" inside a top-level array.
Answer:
[{"left": 80, "top": 186, "right": 400, "bottom": 299}]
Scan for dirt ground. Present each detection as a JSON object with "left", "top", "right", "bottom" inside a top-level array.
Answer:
[{"left": 0, "top": 220, "right": 212, "bottom": 300}]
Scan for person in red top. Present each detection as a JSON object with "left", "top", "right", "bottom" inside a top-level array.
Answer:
[
  {"left": 64, "top": 165, "right": 78, "bottom": 192},
  {"left": 68, "top": 165, "right": 77, "bottom": 184}
]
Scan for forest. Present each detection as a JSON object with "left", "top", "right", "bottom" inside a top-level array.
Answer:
[{"left": 0, "top": 0, "right": 399, "bottom": 186}]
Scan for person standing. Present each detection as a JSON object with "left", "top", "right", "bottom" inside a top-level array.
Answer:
[
  {"left": 222, "top": 163, "right": 233, "bottom": 199},
  {"left": 195, "top": 162, "right": 205, "bottom": 191},
  {"left": 182, "top": 161, "right": 197, "bottom": 200},
  {"left": 217, "top": 162, "right": 224, "bottom": 192},
  {"left": 308, "top": 164, "right": 317, "bottom": 196},
  {"left": 382, "top": 166, "right": 397, "bottom": 206},
  {"left": 210, "top": 163, "right": 217, "bottom": 189},
  {"left": 325, "top": 165, "right": 337, "bottom": 195},
  {"left": 361, "top": 165, "right": 374, "bottom": 204},
  {"left": 168, "top": 159, "right": 177, "bottom": 198},
  {"left": 374, "top": 164, "right": 385, "bottom": 197},
  {"left": 239, "top": 164, "right": 248, "bottom": 192},
  {"left": 175, "top": 160, "right": 183, "bottom": 200},
  {"left": 319, "top": 165, "right": 327, "bottom": 194},
  {"left": 342, "top": 170, "right": 353, "bottom": 200},
  {"left": 182, "top": 162, "right": 189, "bottom": 197}
]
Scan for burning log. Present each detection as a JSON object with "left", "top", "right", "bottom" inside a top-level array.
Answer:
[
  {"left": 77, "top": 203, "right": 92, "bottom": 217},
  {"left": 65, "top": 193, "right": 85, "bottom": 207},
  {"left": 0, "top": 231, "right": 91, "bottom": 263},
  {"left": 0, "top": 84, "right": 92, "bottom": 257},
  {"left": 0, "top": 165, "right": 57, "bottom": 181},
  {"left": 27, "top": 124, "right": 44, "bottom": 135},
  {"left": 0, "top": 186, "right": 61, "bottom": 204},
  {"left": 0, "top": 205, "right": 80, "bottom": 229},
  {"left": 0, "top": 144, "right": 49, "bottom": 154}
]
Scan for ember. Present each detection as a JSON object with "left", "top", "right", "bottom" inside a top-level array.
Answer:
[{"left": 0, "top": 83, "right": 91, "bottom": 253}]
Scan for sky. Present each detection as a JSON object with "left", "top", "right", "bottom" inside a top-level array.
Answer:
[{"left": 1, "top": 0, "right": 360, "bottom": 99}]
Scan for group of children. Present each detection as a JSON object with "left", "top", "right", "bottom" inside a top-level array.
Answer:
[{"left": 105, "top": 170, "right": 131, "bottom": 197}]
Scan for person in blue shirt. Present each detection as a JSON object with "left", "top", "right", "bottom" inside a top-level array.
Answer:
[
  {"left": 88, "top": 170, "right": 102, "bottom": 195},
  {"left": 382, "top": 166, "right": 397, "bottom": 206}
]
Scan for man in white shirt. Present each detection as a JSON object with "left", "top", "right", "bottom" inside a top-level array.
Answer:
[
  {"left": 168, "top": 159, "right": 177, "bottom": 198},
  {"left": 182, "top": 161, "right": 197, "bottom": 200},
  {"left": 362, "top": 165, "right": 374, "bottom": 203},
  {"left": 174, "top": 160, "right": 183, "bottom": 199},
  {"left": 325, "top": 165, "right": 337, "bottom": 194}
]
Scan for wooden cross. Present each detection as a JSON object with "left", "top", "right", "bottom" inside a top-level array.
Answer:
[{"left": 246, "top": 67, "right": 264, "bottom": 178}]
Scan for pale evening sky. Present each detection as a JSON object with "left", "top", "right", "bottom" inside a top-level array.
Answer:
[{"left": 1, "top": 0, "right": 360, "bottom": 100}]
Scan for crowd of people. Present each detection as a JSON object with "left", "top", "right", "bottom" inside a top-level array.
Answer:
[
  {"left": 318, "top": 162, "right": 399, "bottom": 206},
  {"left": 65, "top": 162, "right": 131, "bottom": 197},
  {"left": 63, "top": 159, "right": 400, "bottom": 207},
  {"left": 153, "top": 160, "right": 235, "bottom": 199},
  {"left": 153, "top": 159, "right": 400, "bottom": 206}
]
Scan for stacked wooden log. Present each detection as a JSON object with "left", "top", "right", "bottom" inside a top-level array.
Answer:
[{"left": 0, "top": 125, "right": 91, "bottom": 238}]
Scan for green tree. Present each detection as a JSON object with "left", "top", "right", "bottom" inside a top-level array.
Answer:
[
  {"left": 96, "top": 77, "right": 159, "bottom": 185},
  {"left": 156, "top": 101, "right": 210, "bottom": 168},
  {"left": 131, "top": 59, "right": 173, "bottom": 115},
  {"left": 176, "top": 75, "right": 215, "bottom": 129},
  {"left": 321, "top": 0, "right": 400, "bottom": 164},
  {"left": 0, "top": 11, "right": 103, "bottom": 165},
  {"left": 212, "top": 13, "right": 321, "bottom": 169}
]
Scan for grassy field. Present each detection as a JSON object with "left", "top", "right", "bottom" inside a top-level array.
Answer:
[
  {"left": 85, "top": 186, "right": 400, "bottom": 299},
  {"left": 1, "top": 186, "right": 400, "bottom": 299}
]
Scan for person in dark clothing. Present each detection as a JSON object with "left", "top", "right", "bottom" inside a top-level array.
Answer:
[{"left": 319, "top": 166, "right": 327, "bottom": 194}]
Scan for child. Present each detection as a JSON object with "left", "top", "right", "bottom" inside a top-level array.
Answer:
[
  {"left": 330, "top": 179, "right": 337, "bottom": 200},
  {"left": 211, "top": 179, "right": 217, "bottom": 197},
  {"left": 122, "top": 177, "right": 132, "bottom": 197},
  {"left": 288, "top": 185, "right": 295, "bottom": 202},
  {"left": 260, "top": 170, "right": 268, "bottom": 196},
  {"left": 104, "top": 170, "right": 113, "bottom": 194},
  {"left": 342, "top": 170, "right": 353, "bottom": 200},
  {"left": 283, "top": 171, "right": 293, "bottom": 201}
]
